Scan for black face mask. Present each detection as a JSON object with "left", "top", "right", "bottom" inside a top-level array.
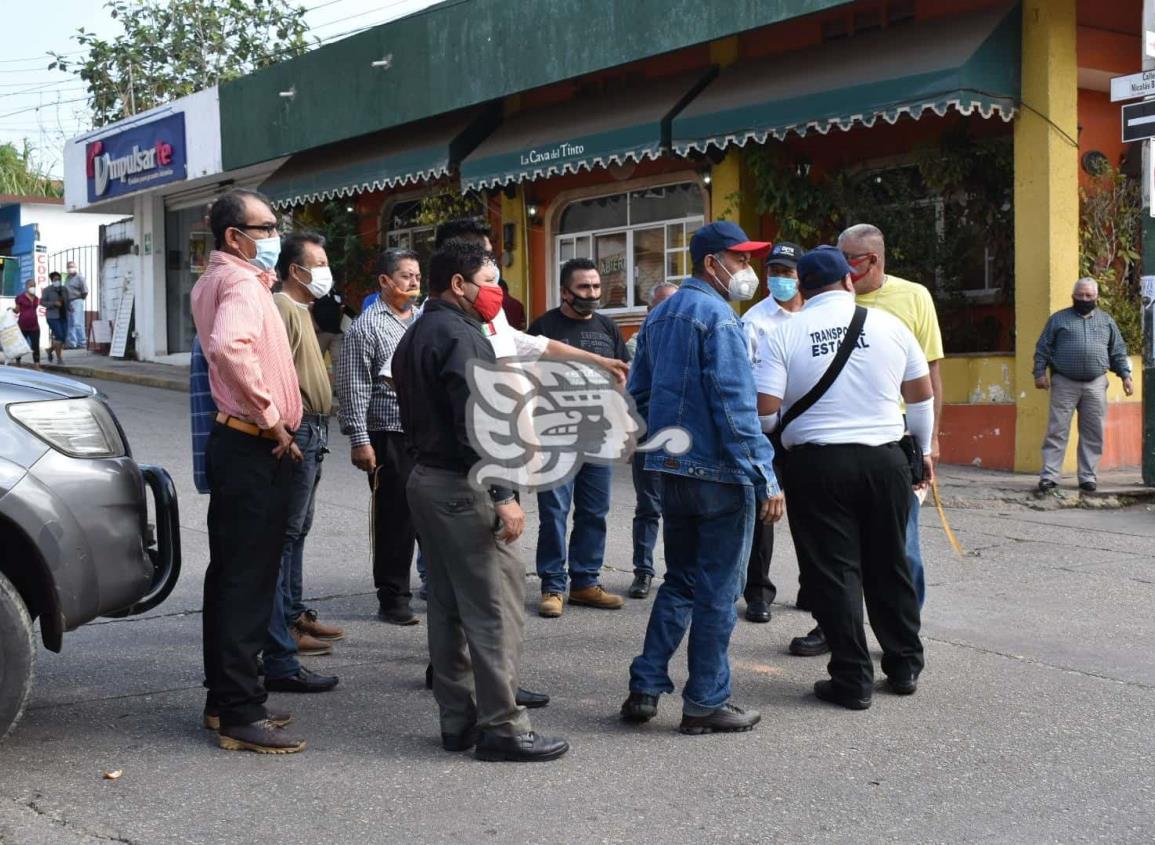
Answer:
[
  {"left": 567, "top": 292, "right": 600, "bottom": 315},
  {"left": 1072, "top": 299, "right": 1096, "bottom": 316}
]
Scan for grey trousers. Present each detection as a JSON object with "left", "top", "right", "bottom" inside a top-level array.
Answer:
[
  {"left": 1040, "top": 373, "right": 1108, "bottom": 484},
  {"left": 406, "top": 465, "right": 531, "bottom": 738}
]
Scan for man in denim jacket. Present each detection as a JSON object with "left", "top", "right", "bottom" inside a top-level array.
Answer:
[{"left": 621, "top": 221, "right": 785, "bottom": 735}]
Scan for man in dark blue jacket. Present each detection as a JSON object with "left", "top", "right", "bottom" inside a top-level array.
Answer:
[{"left": 621, "top": 221, "right": 784, "bottom": 735}]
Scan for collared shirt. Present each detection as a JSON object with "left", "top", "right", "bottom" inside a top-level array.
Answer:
[
  {"left": 856, "top": 275, "right": 944, "bottom": 363},
  {"left": 392, "top": 298, "right": 511, "bottom": 501},
  {"left": 743, "top": 296, "right": 795, "bottom": 366},
  {"left": 190, "top": 250, "right": 302, "bottom": 431},
  {"left": 274, "top": 292, "right": 333, "bottom": 416},
  {"left": 486, "top": 305, "right": 549, "bottom": 360},
  {"left": 756, "top": 291, "right": 929, "bottom": 449},
  {"left": 65, "top": 273, "right": 88, "bottom": 301},
  {"left": 189, "top": 336, "right": 218, "bottom": 495},
  {"left": 1033, "top": 306, "right": 1131, "bottom": 382},
  {"left": 337, "top": 297, "right": 417, "bottom": 446}
]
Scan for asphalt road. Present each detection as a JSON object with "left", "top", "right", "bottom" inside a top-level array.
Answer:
[{"left": 1, "top": 379, "right": 1152, "bottom": 845}]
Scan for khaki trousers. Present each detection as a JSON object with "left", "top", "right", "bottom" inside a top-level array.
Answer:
[
  {"left": 1040, "top": 373, "right": 1108, "bottom": 484},
  {"left": 406, "top": 465, "right": 531, "bottom": 738}
]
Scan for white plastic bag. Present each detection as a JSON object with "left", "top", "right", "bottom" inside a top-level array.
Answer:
[{"left": 0, "top": 310, "right": 32, "bottom": 361}]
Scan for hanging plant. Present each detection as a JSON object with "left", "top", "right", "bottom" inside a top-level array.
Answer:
[{"left": 1079, "top": 164, "right": 1142, "bottom": 350}]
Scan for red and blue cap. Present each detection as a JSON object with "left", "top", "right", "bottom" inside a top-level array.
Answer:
[{"left": 689, "top": 221, "right": 771, "bottom": 265}]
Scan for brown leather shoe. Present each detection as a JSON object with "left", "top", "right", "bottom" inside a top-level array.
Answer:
[
  {"left": 568, "top": 585, "right": 624, "bottom": 610},
  {"left": 294, "top": 611, "right": 345, "bottom": 642},
  {"left": 218, "top": 719, "right": 306, "bottom": 754},
  {"left": 539, "top": 592, "right": 564, "bottom": 618},
  {"left": 292, "top": 628, "right": 333, "bottom": 656}
]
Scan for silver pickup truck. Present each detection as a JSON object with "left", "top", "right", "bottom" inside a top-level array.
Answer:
[{"left": 0, "top": 367, "right": 180, "bottom": 738}]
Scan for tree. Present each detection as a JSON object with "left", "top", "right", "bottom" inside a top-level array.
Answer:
[
  {"left": 0, "top": 141, "right": 62, "bottom": 197},
  {"left": 50, "top": 0, "right": 311, "bottom": 128}
]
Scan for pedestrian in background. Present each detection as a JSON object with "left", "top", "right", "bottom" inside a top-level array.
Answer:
[
  {"left": 622, "top": 221, "right": 783, "bottom": 735},
  {"left": 65, "top": 261, "right": 88, "bottom": 349},
  {"left": 41, "top": 272, "right": 69, "bottom": 365},
  {"left": 13, "top": 280, "right": 40, "bottom": 367},
  {"left": 627, "top": 280, "right": 679, "bottom": 600},
  {"left": 191, "top": 188, "right": 307, "bottom": 754},
  {"left": 393, "top": 238, "right": 569, "bottom": 763},
  {"left": 312, "top": 285, "right": 357, "bottom": 378},
  {"left": 528, "top": 257, "right": 631, "bottom": 618},
  {"left": 757, "top": 246, "right": 933, "bottom": 710},
  {"left": 1034, "top": 277, "right": 1132, "bottom": 493}
]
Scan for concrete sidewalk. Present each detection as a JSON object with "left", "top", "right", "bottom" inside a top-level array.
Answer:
[{"left": 25, "top": 351, "right": 188, "bottom": 392}]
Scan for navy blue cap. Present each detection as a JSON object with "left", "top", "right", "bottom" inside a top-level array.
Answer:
[
  {"left": 766, "top": 241, "right": 802, "bottom": 268},
  {"left": 689, "top": 221, "right": 771, "bottom": 265},
  {"left": 797, "top": 245, "right": 853, "bottom": 291}
]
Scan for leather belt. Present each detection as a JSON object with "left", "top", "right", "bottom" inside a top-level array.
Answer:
[{"left": 215, "top": 413, "right": 279, "bottom": 440}]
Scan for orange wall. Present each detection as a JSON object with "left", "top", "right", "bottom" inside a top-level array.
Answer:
[{"left": 940, "top": 402, "right": 1141, "bottom": 470}]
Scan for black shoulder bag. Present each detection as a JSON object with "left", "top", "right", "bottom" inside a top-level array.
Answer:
[{"left": 769, "top": 306, "right": 867, "bottom": 461}]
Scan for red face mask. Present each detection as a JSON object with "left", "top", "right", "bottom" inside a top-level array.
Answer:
[
  {"left": 468, "top": 282, "right": 504, "bottom": 322},
  {"left": 847, "top": 254, "right": 873, "bottom": 283}
]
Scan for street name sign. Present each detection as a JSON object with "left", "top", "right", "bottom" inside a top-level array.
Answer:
[
  {"left": 1122, "top": 99, "right": 1155, "bottom": 143},
  {"left": 1112, "top": 70, "right": 1155, "bottom": 102}
]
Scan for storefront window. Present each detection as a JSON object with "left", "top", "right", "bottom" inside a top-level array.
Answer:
[
  {"left": 165, "top": 205, "right": 211, "bottom": 353},
  {"left": 555, "top": 182, "right": 704, "bottom": 311}
]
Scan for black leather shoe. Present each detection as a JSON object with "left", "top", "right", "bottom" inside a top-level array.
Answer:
[
  {"left": 203, "top": 708, "right": 290, "bottom": 732},
  {"left": 1079, "top": 481, "right": 1097, "bottom": 493},
  {"left": 620, "top": 691, "right": 659, "bottom": 723},
  {"left": 441, "top": 724, "right": 479, "bottom": 752},
  {"left": 1038, "top": 479, "right": 1057, "bottom": 492},
  {"left": 744, "top": 600, "right": 771, "bottom": 623},
  {"left": 814, "top": 680, "right": 872, "bottom": 710},
  {"left": 679, "top": 702, "right": 760, "bottom": 735},
  {"left": 264, "top": 668, "right": 339, "bottom": 693},
  {"left": 516, "top": 687, "right": 550, "bottom": 708},
  {"left": 425, "top": 663, "right": 433, "bottom": 690},
  {"left": 628, "top": 574, "right": 652, "bottom": 598},
  {"left": 789, "top": 626, "right": 829, "bottom": 656},
  {"left": 474, "top": 730, "right": 569, "bottom": 762},
  {"left": 218, "top": 719, "right": 306, "bottom": 754},
  {"left": 378, "top": 603, "right": 419, "bottom": 625},
  {"left": 887, "top": 675, "right": 919, "bottom": 696}
]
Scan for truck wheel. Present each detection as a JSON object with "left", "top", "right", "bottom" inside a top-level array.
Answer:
[{"left": 0, "top": 571, "right": 35, "bottom": 740}]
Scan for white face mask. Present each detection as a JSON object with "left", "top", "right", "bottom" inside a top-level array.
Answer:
[
  {"left": 711, "top": 254, "right": 758, "bottom": 301},
  {"left": 298, "top": 265, "right": 333, "bottom": 299}
]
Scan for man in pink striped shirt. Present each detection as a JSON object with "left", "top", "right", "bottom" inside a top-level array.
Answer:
[{"left": 190, "top": 188, "right": 308, "bottom": 754}]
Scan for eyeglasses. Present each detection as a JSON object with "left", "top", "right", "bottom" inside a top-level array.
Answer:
[
  {"left": 842, "top": 251, "right": 874, "bottom": 264},
  {"left": 235, "top": 223, "right": 279, "bottom": 236}
]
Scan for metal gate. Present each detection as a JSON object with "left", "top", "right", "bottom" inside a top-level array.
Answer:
[{"left": 49, "top": 245, "right": 100, "bottom": 349}]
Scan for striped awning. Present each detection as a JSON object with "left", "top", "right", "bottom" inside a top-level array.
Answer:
[
  {"left": 261, "top": 107, "right": 498, "bottom": 207},
  {"left": 671, "top": 4, "right": 1020, "bottom": 155},
  {"left": 460, "top": 70, "right": 714, "bottom": 191}
]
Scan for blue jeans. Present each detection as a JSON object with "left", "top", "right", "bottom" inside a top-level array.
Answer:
[
  {"left": 535, "top": 463, "right": 612, "bottom": 594},
  {"left": 631, "top": 452, "right": 662, "bottom": 577},
  {"left": 264, "top": 418, "right": 327, "bottom": 680},
  {"left": 629, "top": 475, "right": 755, "bottom": 713},
  {"left": 907, "top": 493, "right": 925, "bottom": 608},
  {"left": 68, "top": 299, "right": 86, "bottom": 348}
]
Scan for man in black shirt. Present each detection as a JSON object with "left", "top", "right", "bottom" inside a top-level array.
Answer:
[
  {"left": 527, "top": 258, "right": 630, "bottom": 618},
  {"left": 311, "top": 286, "right": 357, "bottom": 377},
  {"left": 393, "top": 239, "right": 568, "bottom": 763}
]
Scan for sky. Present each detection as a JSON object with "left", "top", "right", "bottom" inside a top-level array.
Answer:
[{"left": 0, "top": 0, "right": 443, "bottom": 179}]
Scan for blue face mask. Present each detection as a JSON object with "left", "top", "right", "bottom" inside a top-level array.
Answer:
[
  {"left": 239, "top": 230, "right": 281, "bottom": 272},
  {"left": 769, "top": 275, "right": 798, "bottom": 302}
]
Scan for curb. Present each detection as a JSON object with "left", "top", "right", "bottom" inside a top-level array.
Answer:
[{"left": 44, "top": 364, "right": 186, "bottom": 394}]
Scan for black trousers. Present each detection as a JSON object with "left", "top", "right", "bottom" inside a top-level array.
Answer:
[
  {"left": 783, "top": 442, "right": 923, "bottom": 697},
  {"left": 368, "top": 430, "right": 416, "bottom": 607},
  {"left": 743, "top": 452, "right": 792, "bottom": 606},
  {"left": 203, "top": 425, "right": 293, "bottom": 727}
]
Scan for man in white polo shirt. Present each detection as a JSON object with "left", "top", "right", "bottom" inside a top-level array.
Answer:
[
  {"left": 741, "top": 241, "right": 803, "bottom": 624},
  {"left": 756, "top": 246, "right": 934, "bottom": 711}
]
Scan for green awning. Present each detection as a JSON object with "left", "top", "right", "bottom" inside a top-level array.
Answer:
[
  {"left": 460, "top": 70, "right": 714, "bottom": 191},
  {"left": 671, "top": 4, "right": 1020, "bottom": 155},
  {"left": 261, "top": 107, "right": 498, "bottom": 207}
]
